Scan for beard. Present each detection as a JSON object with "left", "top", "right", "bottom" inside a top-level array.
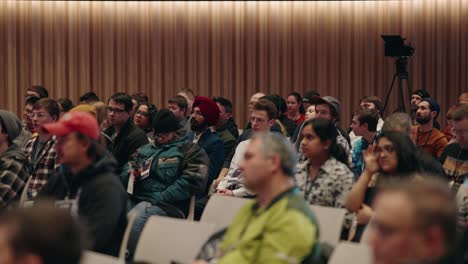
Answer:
[
  {"left": 416, "top": 114, "right": 431, "bottom": 125},
  {"left": 190, "top": 118, "right": 207, "bottom": 132}
]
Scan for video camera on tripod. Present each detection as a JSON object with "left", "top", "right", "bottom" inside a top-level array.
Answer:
[{"left": 381, "top": 35, "right": 415, "bottom": 114}]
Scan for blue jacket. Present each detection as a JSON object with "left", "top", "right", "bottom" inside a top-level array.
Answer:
[{"left": 187, "top": 129, "right": 224, "bottom": 191}]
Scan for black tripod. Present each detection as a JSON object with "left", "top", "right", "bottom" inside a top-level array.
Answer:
[{"left": 382, "top": 57, "right": 413, "bottom": 114}]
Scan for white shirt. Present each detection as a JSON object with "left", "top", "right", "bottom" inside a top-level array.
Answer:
[{"left": 217, "top": 140, "right": 255, "bottom": 197}]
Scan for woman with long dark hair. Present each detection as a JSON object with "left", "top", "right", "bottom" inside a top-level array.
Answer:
[
  {"left": 133, "top": 102, "right": 157, "bottom": 141},
  {"left": 295, "top": 118, "right": 354, "bottom": 237},
  {"left": 286, "top": 92, "right": 305, "bottom": 126},
  {"left": 346, "top": 131, "right": 421, "bottom": 241}
]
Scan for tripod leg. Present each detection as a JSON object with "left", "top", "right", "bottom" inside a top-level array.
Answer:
[
  {"left": 398, "top": 77, "right": 406, "bottom": 113},
  {"left": 406, "top": 73, "right": 413, "bottom": 115},
  {"left": 383, "top": 73, "right": 398, "bottom": 114}
]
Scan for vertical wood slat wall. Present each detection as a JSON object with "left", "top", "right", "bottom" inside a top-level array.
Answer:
[{"left": 1, "top": 1, "right": 466, "bottom": 127}]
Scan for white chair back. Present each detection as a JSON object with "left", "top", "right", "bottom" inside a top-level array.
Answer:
[
  {"left": 80, "top": 251, "right": 122, "bottom": 264},
  {"left": 19, "top": 176, "right": 32, "bottom": 207},
  {"left": 200, "top": 194, "right": 249, "bottom": 232},
  {"left": 186, "top": 195, "right": 196, "bottom": 220},
  {"left": 328, "top": 242, "right": 373, "bottom": 264},
  {"left": 134, "top": 216, "right": 216, "bottom": 264},
  {"left": 118, "top": 211, "right": 137, "bottom": 260},
  {"left": 310, "top": 205, "right": 346, "bottom": 246}
]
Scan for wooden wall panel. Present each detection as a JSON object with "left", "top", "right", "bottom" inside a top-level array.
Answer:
[{"left": 1, "top": 0, "right": 466, "bottom": 128}]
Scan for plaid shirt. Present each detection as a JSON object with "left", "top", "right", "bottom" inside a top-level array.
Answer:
[
  {"left": 22, "top": 135, "right": 60, "bottom": 199},
  {"left": 0, "top": 146, "right": 31, "bottom": 209}
]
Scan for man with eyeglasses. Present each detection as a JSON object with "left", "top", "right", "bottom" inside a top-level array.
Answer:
[
  {"left": 22, "top": 98, "right": 61, "bottom": 199},
  {"left": 102, "top": 93, "right": 148, "bottom": 173},
  {"left": 215, "top": 99, "right": 277, "bottom": 198},
  {"left": 120, "top": 109, "right": 208, "bottom": 260},
  {"left": 440, "top": 103, "right": 468, "bottom": 231},
  {"left": 14, "top": 96, "right": 40, "bottom": 148}
]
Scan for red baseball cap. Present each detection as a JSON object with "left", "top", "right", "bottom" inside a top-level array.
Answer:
[{"left": 43, "top": 111, "right": 100, "bottom": 140}]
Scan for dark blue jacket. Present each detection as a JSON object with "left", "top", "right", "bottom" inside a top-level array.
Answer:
[{"left": 187, "top": 129, "right": 224, "bottom": 192}]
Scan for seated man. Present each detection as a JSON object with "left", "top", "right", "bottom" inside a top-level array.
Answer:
[
  {"left": 0, "top": 203, "right": 84, "bottom": 264},
  {"left": 22, "top": 98, "right": 61, "bottom": 199},
  {"left": 215, "top": 99, "right": 278, "bottom": 198},
  {"left": 188, "top": 96, "right": 224, "bottom": 190},
  {"left": 367, "top": 177, "right": 459, "bottom": 264},
  {"left": 194, "top": 133, "right": 320, "bottom": 264},
  {"left": 350, "top": 108, "right": 380, "bottom": 179},
  {"left": 349, "top": 95, "right": 384, "bottom": 148},
  {"left": 16, "top": 96, "right": 39, "bottom": 148},
  {"left": 39, "top": 112, "right": 128, "bottom": 257},
  {"left": 120, "top": 109, "right": 209, "bottom": 260},
  {"left": 310, "top": 96, "right": 351, "bottom": 159},
  {"left": 168, "top": 95, "right": 190, "bottom": 137},
  {"left": 102, "top": 92, "right": 149, "bottom": 172},
  {"left": 212, "top": 97, "right": 237, "bottom": 163},
  {"left": 412, "top": 98, "right": 448, "bottom": 158},
  {"left": 0, "top": 110, "right": 31, "bottom": 210}
]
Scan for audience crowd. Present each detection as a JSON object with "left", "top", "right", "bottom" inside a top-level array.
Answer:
[{"left": 0, "top": 85, "right": 466, "bottom": 264}]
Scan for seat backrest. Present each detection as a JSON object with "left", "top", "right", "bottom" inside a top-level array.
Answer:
[
  {"left": 19, "top": 176, "right": 32, "bottom": 207},
  {"left": 186, "top": 195, "right": 196, "bottom": 220},
  {"left": 200, "top": 194, "right": 250, "bottom": 232},
  {"left": 134, "top": 216, "right": 216, "bottom": 264},
  {"left": 80, "top": 251, "right": 122, "bottom": 264},
  {"left": 310, "top": 205, "right": 346, "bottom": 246},
  {"left": 118, "top": 211, "right": 137, "bottom": 261},
  {"left": 328, "top": 242, "right": 373, "bottom": 264}
]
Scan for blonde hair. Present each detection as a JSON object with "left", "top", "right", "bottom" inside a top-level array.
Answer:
[{"left": 91, "top": 101, "right": 109, "bottom": 131}]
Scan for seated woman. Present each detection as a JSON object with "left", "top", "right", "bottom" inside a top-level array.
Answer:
[
  {"left": 133, "top": 102, "right": 157, "bottom": 141},
  {"left": 295, "top": 118, "right": 354, "bottom": 239},
  {"left": 293, "top": 104, "right": 317, "bottom": 162},
  {"left": 345, "top": 131, "right": 420, "bottom": 242},
  {"left": 286, "top": 92, "right": 305, "bottom": 126}
]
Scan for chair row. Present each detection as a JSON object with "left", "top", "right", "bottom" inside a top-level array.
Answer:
[
  {"left": 82, "top": 241, "right": 372, "bottom": 264},
  {"left": 82, "top": 194, "right": 371, "bottom": 264}
]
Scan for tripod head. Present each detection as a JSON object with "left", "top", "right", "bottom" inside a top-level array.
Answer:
[{"left": 395, "top": 57, "right": 409, "bottom": 80}]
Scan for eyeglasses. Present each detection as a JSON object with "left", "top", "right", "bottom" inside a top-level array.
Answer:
[
  {"left": 374, "top": 145, "right": 395, "bottom": 154},
  {"left": 135, "top": 110, "right": 150, "bottom": 117},
  {"left": 30, "top": 112, "right": 50, "bottom": 119},
  {"left": 106, "top": 107, "right": 127, "bottom": 114},
  {"left": 250, "top": 116, "right": 267, "bottom": 125}
]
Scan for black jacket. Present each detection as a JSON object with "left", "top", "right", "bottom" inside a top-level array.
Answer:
[
  {"left": 278, "top": 115, "right": 297, "bottom": 137},
  {"left": 102, "top": 119, "right": 149, "bottom": 172},
  {"left": 225, "top": 118, "right": 239, "bottom": 139},
  {"left": 39, "top": 155, "right": 128, "bottom": 257}
]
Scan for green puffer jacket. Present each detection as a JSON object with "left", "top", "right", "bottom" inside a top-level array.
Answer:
[{"left": 120, "top": 138, "right": 209, "bottom": 214}]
